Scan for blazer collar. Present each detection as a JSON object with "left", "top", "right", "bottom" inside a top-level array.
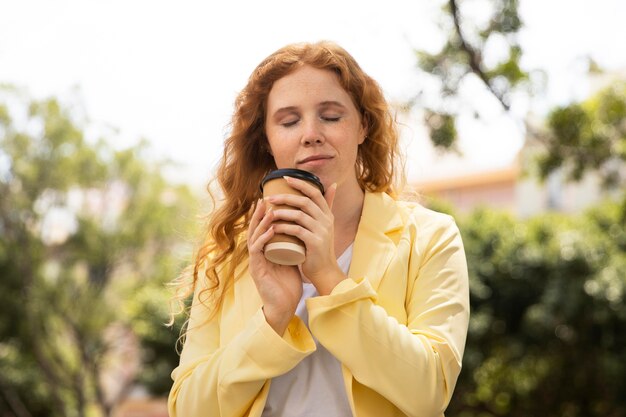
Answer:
[{"left": 348, "top": 191, "right": 404, "bottom": 291}]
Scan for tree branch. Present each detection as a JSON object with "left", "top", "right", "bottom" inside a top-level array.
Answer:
[
  {"left": 73, "top": 321, "right": 111, "bottom": 417},
  {"left": 25, "top": 314, "right": 70, "bottom": 414},
  {"left": 448, "top": 0, "right": 511, "bottom": 110},
  {"left": 18, "top": 232, "right": 70, "bottom": 416},
  {"left": 0, "top": 375, "right": 33, "bottom": 417}
]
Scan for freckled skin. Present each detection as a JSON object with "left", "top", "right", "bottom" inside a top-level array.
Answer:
[
  {"left": 264, "top": 65, "right": 366, "bottom": 194},
  {"left": 245, "top": 65, "right": 367, "bottom": 335}
]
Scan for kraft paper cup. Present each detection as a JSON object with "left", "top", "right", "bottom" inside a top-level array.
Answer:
[{"left": 260, "top": 169, "right": 324, "bottom": 266}]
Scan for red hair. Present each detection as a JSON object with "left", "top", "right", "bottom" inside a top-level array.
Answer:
[{"left": 171, "top": 41, "right": 400, "bottom": 320}]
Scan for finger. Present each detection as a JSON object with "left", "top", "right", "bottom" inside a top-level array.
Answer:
[
  {"left": 252, "top": 225, "right": 275, "bottom": 253},
  {"left": 284, "top": 176, "right": 328, "bottom": 211},
  {"left": 265, "top": 193, "right": 324, "bottom": 220},
  {"left": 249, "top": 206, "right": 275, "bottom": 245},
  {"left": 325, "top": 183, "right": 338, "bottom": 211},
  {"left": 271, "top": 208, "right": 316, "bottom": 231},
  {"left": 272, "top": 222, "right": 315, "bottom": 244},
  {"left": 247, "top": 199, "right": 265, "bottom": 245},
  {"left": 248, "top": 204, "right": 276, "bottom": 251},
  {"left": 248, "top": 198, "right": 265, "bottom": 236},
  {"left": 249, "top": 224, "right": 275, "bottom": 258}
]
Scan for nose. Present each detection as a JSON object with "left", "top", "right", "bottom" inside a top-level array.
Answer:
[{"left": 301, "top": 119, "right": 325, "bottom": 146}]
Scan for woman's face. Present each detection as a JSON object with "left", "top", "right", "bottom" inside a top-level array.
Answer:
[{"left": 264, "top": 65, "right": 366, "bottom": 191}]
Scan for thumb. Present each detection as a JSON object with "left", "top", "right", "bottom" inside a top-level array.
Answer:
[{"left": 325, "top": 183, "right": 338, "bottom": 211}]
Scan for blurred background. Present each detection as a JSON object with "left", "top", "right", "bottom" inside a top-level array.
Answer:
[{"left": 1, "top": 0, "right": 625, "bottom": 416}]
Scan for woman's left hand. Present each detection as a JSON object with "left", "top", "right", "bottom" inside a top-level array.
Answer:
[{"left": 266, "top": 176, "right": 345, "bottom": 295}]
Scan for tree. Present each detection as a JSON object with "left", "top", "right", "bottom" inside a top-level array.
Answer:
[
  {"left": 414, "top": 0, "right": 626, "bottom": 190},
  {"left": 536, "top": 82, "right": 626, "bottom": 188},
  {"left": 415, "top": 0, "right": 530, "bottom": 150},
  {"left": 413, "top": 2, "right": 626, "bottom": 415},
  {"left": 446, "top": 201, "right": 626, "bottom": 416},
  {"left": 0, "top": 87, "right": 197, "bottom": 417}
]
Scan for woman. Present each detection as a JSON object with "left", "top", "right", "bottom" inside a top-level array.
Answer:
[{"left": 168, "top": 41, "right": 469, "bottom": 417}]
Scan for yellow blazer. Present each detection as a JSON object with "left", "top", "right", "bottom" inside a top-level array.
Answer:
[{"left": 168, "top": 192, "right": 470, "bottom": 417}]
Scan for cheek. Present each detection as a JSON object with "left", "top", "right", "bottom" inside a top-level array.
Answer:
[
  {"left": 266, "top": 137, "right": 292, "bottom": 167},
  {"left": 340, "top": 126, "right": 363, "bottom": 155},
  {"left": 265, "top": 129, "right": 280, "bottom": 156}
]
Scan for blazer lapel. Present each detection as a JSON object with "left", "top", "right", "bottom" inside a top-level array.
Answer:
[
  {"left": 230, "top": 192, "right": 403, "bottom": 333},
  {"left": 348, "top": 192, "right": 404, "bottom": 292}
]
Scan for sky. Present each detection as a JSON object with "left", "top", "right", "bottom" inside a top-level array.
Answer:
[{"left": 1, "top": 0, "right": 625, "bottom": 189}]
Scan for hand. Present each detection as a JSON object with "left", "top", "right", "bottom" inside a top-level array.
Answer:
[
  {"left": 247, "top": 199, "right": 303, "bottom": 335},
  {"left": 266, "top": 177, "right": 346, "bottom": 295}
]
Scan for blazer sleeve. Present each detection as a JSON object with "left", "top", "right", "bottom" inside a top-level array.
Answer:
[
  {"left": 168, "top": 279, "right": 316, "bottom": 417},
  {"left": 306, "top": 213, "right": 469, "bottom": 417}
]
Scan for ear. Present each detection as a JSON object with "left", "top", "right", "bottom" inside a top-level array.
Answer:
[
  {"left": 358, "top": 113, "right": 369, "bottom": 145},
  {"left": 262, "top": 135, "right": 274, "bottom": 155}
]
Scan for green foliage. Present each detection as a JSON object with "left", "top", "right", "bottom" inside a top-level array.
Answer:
[
  {"left": 537, "top": 82, "right": 626, "bottom": 187},
  {"left": 425, "top": 110, "right": 459, "bottom": 150},
  {"left": 479, "top": 0, "right": 521, "bottom": 35},
  {"left": 415, "top": 0, "right": 530, "bottom": 150},
  {"left": 416, "top": 1, "right": 625, "bottom": 190},
  {"left": 447, "top": 201, "right": 626, "bottom": 416},
  {"left": 0, "top": 87, "right": 197, "bottom": 416},
  {"left": 415, "top": 1, "right": 626, "bottom": 408},
  {"left": 485, "top": 45, "right": 526, "bottom": 88}
]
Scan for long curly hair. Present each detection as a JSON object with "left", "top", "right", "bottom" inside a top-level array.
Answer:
[{"left": 171, "top": 41, "right": 401, "bottom": 321}]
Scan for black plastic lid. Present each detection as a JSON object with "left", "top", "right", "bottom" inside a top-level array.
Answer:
[{"left": 260, "top": 168, "right": 325, "bottom": 194}]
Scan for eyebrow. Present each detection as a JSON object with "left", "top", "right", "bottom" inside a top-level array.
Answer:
[
  {"left": 318, "top": 100, "right": 347, "bottom": 109},
  {"left": 271, "top": 101, "right": 348, "bottom": 118}
]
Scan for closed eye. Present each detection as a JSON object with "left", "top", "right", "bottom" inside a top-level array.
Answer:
[
  {"left": 281, "top": 119, "right": 299, "bottom": 127},
  {"left": 322, "top": 116, "right": 341, "bottom": 122}
]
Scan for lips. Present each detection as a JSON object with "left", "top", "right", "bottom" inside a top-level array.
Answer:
[{"left": 297, "top": 154, "right": 333, "bottom": 164}]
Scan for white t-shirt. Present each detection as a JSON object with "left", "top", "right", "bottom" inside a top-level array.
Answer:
[{"left": 262, "top": 244, "right": 354, "bottom": 417}]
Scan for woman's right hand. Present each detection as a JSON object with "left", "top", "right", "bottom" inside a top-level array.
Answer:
[{"left": 247, "top": 198, "right": 303, "bottom": 336}]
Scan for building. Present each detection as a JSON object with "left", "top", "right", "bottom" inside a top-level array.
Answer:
[{"left": 412, "top": 148, "right": 616, "bottom": 217}]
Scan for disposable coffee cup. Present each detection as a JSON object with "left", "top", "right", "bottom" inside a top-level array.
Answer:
[{"left": 260, "top": 169, "right": 324, "bottom": 265}]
